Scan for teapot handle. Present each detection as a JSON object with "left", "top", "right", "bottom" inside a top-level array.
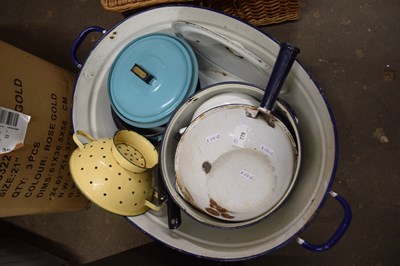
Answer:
[{"left": 72, "top": 130, "right": 96, "bottom": 150}]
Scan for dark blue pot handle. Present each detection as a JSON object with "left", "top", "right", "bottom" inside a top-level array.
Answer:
[
  {"left": 296, "top": 191, "right": 352, "bottom": 252},
  {"left": 260, "top": 42, "right": 300, "bottom": 111},
  {"left": 71, "top": 26, "right": 106, "bottom": 68}
]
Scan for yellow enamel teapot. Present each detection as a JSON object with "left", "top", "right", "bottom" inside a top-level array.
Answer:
[{"left": 69, "top": 130, "right": 161, "bottom": 216}]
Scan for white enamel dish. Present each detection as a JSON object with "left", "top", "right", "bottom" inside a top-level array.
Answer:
[
  {"left": 172, "top": 20, "right": 271, "bottom": 88},
  {"left": 175, "top": 105, "right": 298, "bottom": 222}
]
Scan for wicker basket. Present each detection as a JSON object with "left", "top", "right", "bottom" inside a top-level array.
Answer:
[
  {"left": 100, "top": 0, "right": 196, "bottom": 12},
  {"left": 100, "top": 0, "right": 300, "bottom": 26}
]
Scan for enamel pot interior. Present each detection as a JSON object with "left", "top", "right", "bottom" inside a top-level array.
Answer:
[{"left": 72, "top": 6, "right": 338, "bottom": 260}]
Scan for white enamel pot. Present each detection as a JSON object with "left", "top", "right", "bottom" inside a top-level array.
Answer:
[
  {"left": 173, "top": 43, "right": 301, "bottom": 225},
  {"left": 171, "top": 87, "right": 301, "bottom": 228},
  {"left": 71, "top": 5, "right": 351, "bottom": 260}
]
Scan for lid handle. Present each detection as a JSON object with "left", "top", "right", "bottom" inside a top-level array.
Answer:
[{"left": 131, "top": 64, "right": 155, "bottom": 84}]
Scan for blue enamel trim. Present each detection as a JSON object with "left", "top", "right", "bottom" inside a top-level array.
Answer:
[
  {"left": 297, "top": 192, "right": 352, "bottom": 252},
  {"left": 70, "top": 26, "right": 106, "bottom": 68}
]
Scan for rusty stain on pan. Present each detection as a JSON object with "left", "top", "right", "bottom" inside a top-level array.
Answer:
[{"left": 206, "top": 198, "right": 235, "bottom": 219}]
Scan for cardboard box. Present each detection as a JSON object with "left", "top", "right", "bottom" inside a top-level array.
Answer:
[{"left": 0, "top": 41, "right": 90, "bottom": 217}]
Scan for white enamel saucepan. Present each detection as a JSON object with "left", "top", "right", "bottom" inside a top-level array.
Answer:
[{"left": 173, "top": 42, "right": 301, "bottom": 226}]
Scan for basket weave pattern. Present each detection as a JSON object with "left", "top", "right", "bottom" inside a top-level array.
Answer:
[
  {"left": 100, "top": 0, "right": 300, "bottom": 26},
  {"left": 100, "top": 0, "right": 196, "bottom": 12},
  {"left": 201, "top": 0, "right": 300, "bottom": 26}
]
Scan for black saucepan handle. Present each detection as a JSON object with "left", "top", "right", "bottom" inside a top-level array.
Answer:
[
  {"left": 156, "top": 167, "right": 181, "bottom": 229},
  {"left": 167, "top": 195, "right": 182, "bottom": 229},
  {"left": 260, "top": 42, "right": 300, "bottom": 111}
]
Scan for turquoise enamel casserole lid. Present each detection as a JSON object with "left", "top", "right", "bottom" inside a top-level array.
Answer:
[{"left": 108, "top": 33, "right": 198, "bottom": 128}]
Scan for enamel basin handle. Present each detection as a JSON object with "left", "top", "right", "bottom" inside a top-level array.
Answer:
[
  {"left": 296, "top": 191, "right": 352, "bottom": 252},
  {"left": 71, "top": 26, "right": 106, "bottom": 69},
  {"left": 260, "top": 42, "right": 300, "bottom": 111}
]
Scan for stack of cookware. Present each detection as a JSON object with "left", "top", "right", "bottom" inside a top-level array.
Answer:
[{"left": 69, "top": 6, "right": 351, "bottom": 261}]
